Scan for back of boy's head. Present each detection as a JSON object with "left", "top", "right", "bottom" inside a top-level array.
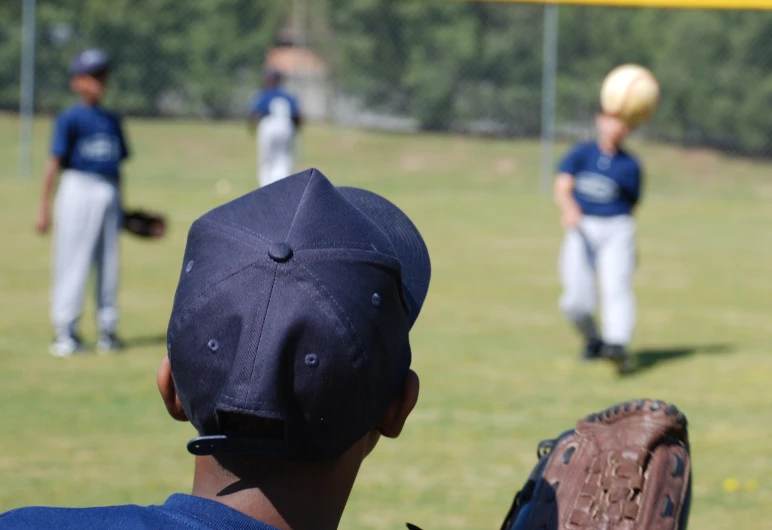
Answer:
[{"left": 166, "top": 169, "right": 431, "bottom": 462}]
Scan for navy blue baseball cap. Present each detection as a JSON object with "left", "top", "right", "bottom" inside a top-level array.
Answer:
[
  {"left": 263, "top": 68, "right": 283, "bottom": 82},
  {"left": 167, "top": 169, "right": 431, "bottom": 460},
  {"left": 68, "top": 48, "right": 110, "bottom": 77}
]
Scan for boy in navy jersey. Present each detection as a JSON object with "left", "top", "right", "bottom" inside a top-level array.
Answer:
[
  {"left": 248, "top": 69, "right": 302, "bottom": 187},
  {"left": 5, "top": 169, "right": 431, "bottom": 530},
  {"left": 34, "top": 49, "right": 129, "bottom": 356},
  {"left": 554, "top": 113, "right": 642, "bottom": 374}
]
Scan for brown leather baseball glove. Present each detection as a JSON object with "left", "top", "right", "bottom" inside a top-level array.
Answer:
[
  {"left": 501, "top": 399, "right": 691, "bottom": 530},
  {"left": 123, "top": 209, "right": 166, "bottom": 239}
]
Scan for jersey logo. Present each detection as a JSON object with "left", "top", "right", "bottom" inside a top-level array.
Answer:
[
  {"left": 597, "top": 156, "right": 611, "bottom": 170},
  {"left": 79, "top": 133, "right": 120, "bottom": 162},
  {"left": 575, "top": 172, "right": 619, "bottom": 203}
]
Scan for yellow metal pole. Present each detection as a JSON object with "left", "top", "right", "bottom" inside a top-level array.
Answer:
[{"left": 458, "top": 0, "right": 772, "bottom": 9}]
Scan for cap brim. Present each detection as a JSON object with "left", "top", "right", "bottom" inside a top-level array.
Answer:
[
  {"left": 70, "top": 66, "right": 110, "bottom": 78},
  {"left": 339, "top": 187, "right": 430, "bottom": 327},
  {"left": 263, "top": 68, "right": 283, "bottom": 80}
]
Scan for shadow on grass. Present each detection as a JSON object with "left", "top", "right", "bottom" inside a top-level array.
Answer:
[
  {"left": 629, "top": 343, "right": 733, "bottom": 374},
  {"left": 124, "top": 334, "right": 167, "bottom": 349}
]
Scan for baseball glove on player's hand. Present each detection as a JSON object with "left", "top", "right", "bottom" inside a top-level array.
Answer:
[
  {"left": 501, "top": 399, "right": 691, "bottom": 530},
  {"left": 123, "top": 210, "right": 167, "bottom": 239}
]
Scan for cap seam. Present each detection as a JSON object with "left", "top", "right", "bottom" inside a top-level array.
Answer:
[
  {"left": 292, "top": 249, "right": 401, "bottom": 269},
  {"left": 217, "top": 261, "right": 364, "bottom": 417},
  {"left": 291, "top": 242, "right": 393, "bottom": 252},
  {"left": 339, "top": 185, "right": 399, "bottom": 251},
  {"left": 294, "top": 261, "right": 364, "bottom": 359},
  {"left": 217, "top": 402, "right": 284, "bottom": 414},
  {"left": 201, "top": 213, "right": 404, "bottom": 268},
  {"left": 242, "top": 254, "right": 279, "bottom": 406},
  {"left": 198, "top": 216, "right": 271, "bottom": 245},
  {"left": 285, "top": 169, "right": 317, "bottom": 240},
  {"left": 293, "top": 251, "right": 410, "bottom": 321},
  {"left": 171, "top": 227, "right": 269, "bottom": 326},
  {"left": 170, "top": 262, "right": 263, "bottom": 333}
]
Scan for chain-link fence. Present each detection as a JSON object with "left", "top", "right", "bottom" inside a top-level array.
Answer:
[
  {"left": 317, "top": 2, "right": 772, "bottom": 156},
  {"left": 3, "top": 1, "right": 772, "bottom": 158}
]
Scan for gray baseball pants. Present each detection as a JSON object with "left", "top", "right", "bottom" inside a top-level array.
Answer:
[
  {"left": 51, "top": 170, "right": 121, "bottom": 339},
  {"left": 558, "top": 215, "right": 636, "bottom": 346}
]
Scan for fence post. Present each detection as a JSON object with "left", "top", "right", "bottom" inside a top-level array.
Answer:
[
  {"left": 540, "top": 3, "right": 559, "bottom": 195},
  {"left": 19, "top": 0, "right": 37, "bottom": 178}
]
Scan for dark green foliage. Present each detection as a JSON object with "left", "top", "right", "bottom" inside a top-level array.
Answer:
[
  {"left": 327, "top": 2, "right": 772, "bottom": 155},
  {"left": 4, "top": 0, "right": 288, "bottom": 118},
  {"left": 328, "top": 1, "right": 545, "bottom": 133},
  {"left": 0, "top": 2, "right": 23, "bottom": 110},
  {"left": 4, "top": 0, "right": 771, "bottom": 155}
]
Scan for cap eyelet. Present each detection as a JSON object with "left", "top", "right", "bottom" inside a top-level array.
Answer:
[
  {"left": 185, "top": 260, "right": 194, "bottom": 273},
  {"left": 268, "top": 242, "right": 293, "bottom": 263},
  {"left": 207, "top": 339, "right": 219, "bottom": 353},
  {"left": 305, "top": 353, "right": 319, "bottom": 367},
  {"left": 371, "top": 293, "right": 381, "bottom": 306}
]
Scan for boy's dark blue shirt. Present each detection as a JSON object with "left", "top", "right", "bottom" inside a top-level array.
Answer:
[
  {"left": 0, "top": 494, "right": 281, "bottom": 530},
  {"left": 558, "top": 142, "right": 643, "bottom": 217},
  {"left": 248, "top": 88, "right": 300, "bottom": 119},
  {"left": 51, "top": 104, "right": 130, "bottom": 180}
]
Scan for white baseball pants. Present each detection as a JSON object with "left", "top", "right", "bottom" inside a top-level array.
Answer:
[
  {"left": 558, "top": 215, "right": 637, "bottom": 346},
  {"left": 257, "top": 117, "right": 295, "bottom": 188},
  {"left": 51, "top": 170, "right": 121, "bottom": 339}
]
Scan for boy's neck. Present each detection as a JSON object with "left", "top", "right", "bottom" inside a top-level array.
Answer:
[
  {"left": 79, "top": 97, "right": 101, "bottom": 107},
  {"left": 190, "top": 454, "right": 361, "bottom": 530},
  {"left": 597, "top": 136, "right": 620, "bottom": 156}
]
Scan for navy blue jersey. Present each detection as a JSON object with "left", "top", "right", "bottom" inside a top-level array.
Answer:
[
  {"left": 249, "top": 88, "right": 300, "bottom": 120},
  {"left": 51, "top": 104, "right": 129, "bottom": 180},
  {"left": 0, "top": 494, "right": 281, "bottom": 530},
  {"left": 558, "top": 142, "right": 642, "bottom": 217}
]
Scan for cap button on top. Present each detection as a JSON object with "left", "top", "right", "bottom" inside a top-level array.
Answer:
[{"left": 268, "top": 242, "right": 293, "bottom": 263}]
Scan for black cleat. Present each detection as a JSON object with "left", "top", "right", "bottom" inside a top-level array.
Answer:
[
  {"left": 601, "top": 344, "right": 635, "bottom": 375},
  {"left": 97, "top": 333, "right": 125, "bottom": 354},
  {"left": 581, "top": 338, "right": 604, "bottom": 362}
]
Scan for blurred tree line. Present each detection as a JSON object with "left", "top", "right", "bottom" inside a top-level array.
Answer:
[
  {"left": 329, "top": 1, "right": 772, "bottom": 155},
  {"left": 1, "top": 0, "right": 770, "bottom": 155},
  {"left": 0, "top": 0, "right": 288, "bottom": 118}
]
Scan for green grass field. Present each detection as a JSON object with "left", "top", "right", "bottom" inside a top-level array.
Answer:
[{"left": 1, "top": 113, "right": 771, "bottom": 529}]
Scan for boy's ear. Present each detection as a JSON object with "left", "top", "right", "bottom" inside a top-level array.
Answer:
[
  {"left": 377, "top": 370, "right": 420, "bottom": 439},
  {"left": 157, "top": 355, "right": 188, "bottom": 422}
]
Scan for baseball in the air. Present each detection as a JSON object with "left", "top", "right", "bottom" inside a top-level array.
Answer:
[
  {"left": 600, "top": 64, "right": 660, "bottom": 128},
  {"left": 215, "top": 179, "right": 232, "bottom": 195}
]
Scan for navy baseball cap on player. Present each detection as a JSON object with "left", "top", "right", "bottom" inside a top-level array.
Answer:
[
  {"left": 68, "top": 48, "right": 110, "bottom": 77},
  {"left": 167, "top": 168, "right": 431, "bottom": 460},
  {"left": 263, "top": 68, "right": 283, "bottom": 82}
]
